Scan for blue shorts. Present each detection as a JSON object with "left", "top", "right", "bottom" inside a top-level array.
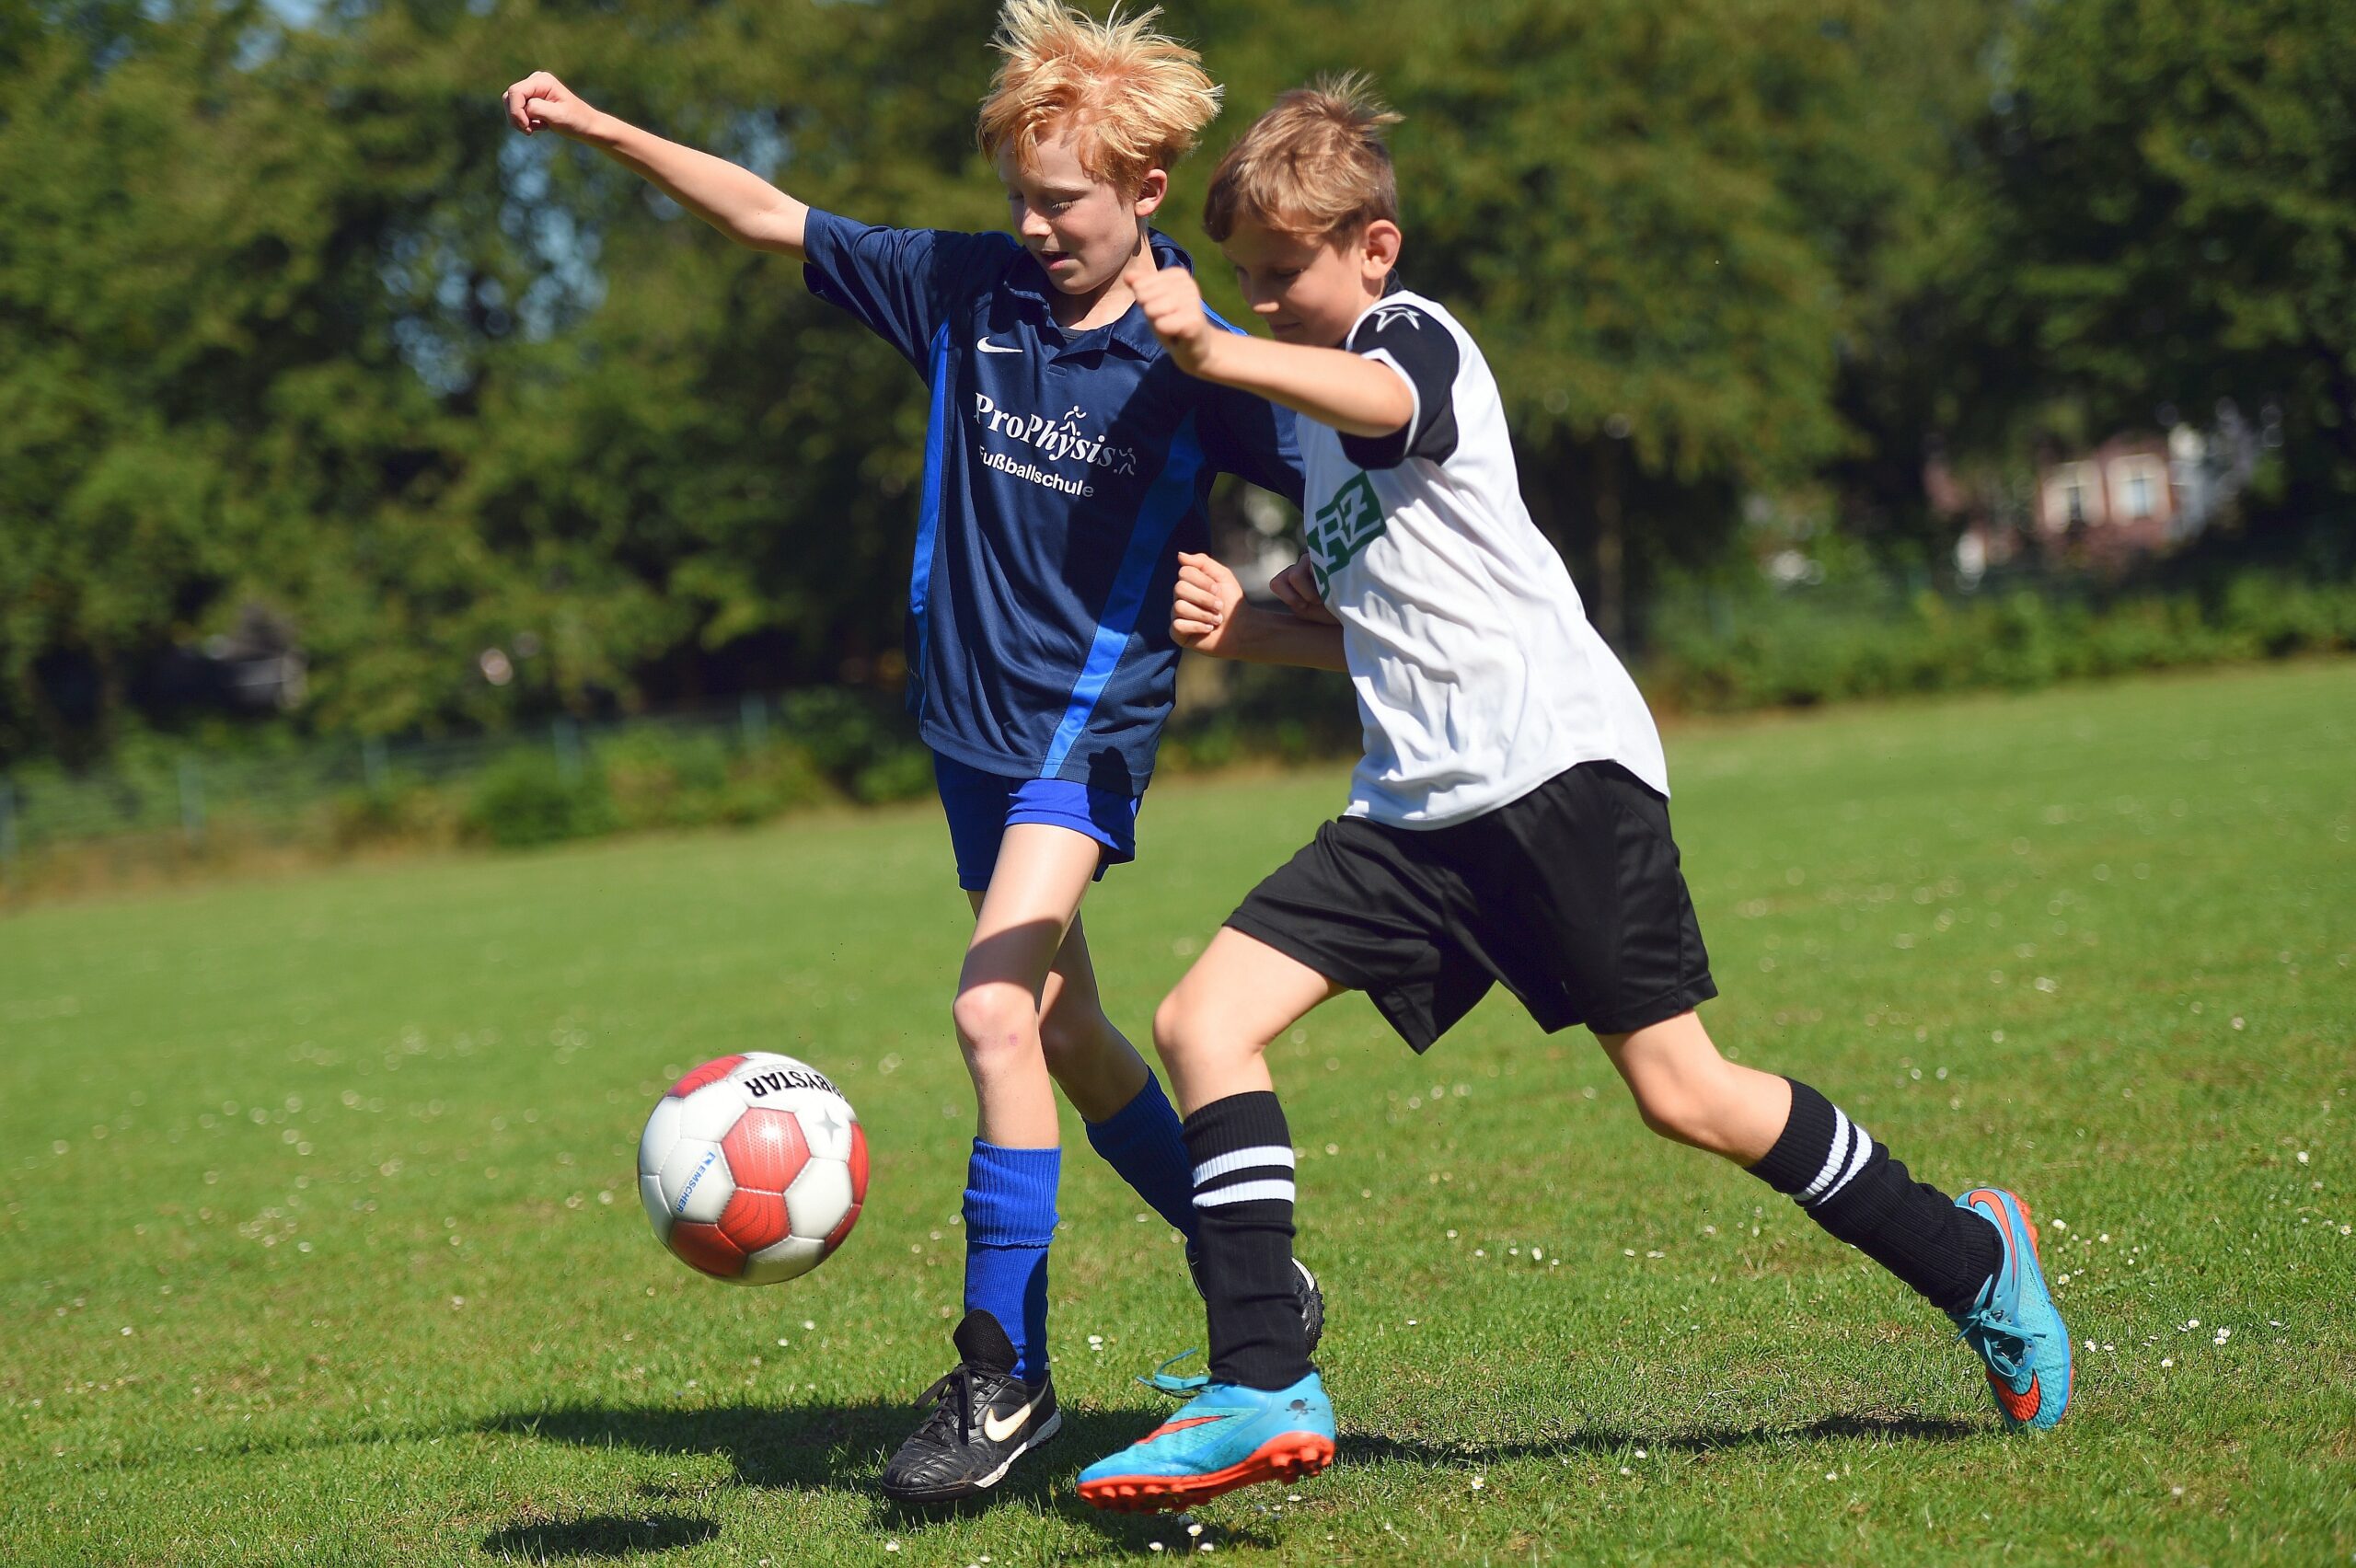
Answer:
[{"left": 933, "top": 753, "right": 1143, "bottom": 894}]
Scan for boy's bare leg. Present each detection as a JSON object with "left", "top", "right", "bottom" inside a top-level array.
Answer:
[
  {"left": 1149, "top": 928, "right": 1344, "bottom": 1395},
  {"left": 953, "top": 823, "right": 1104, "bottom": 1146},
  {"left": 1598, "top": 1008, "right": 2008, "bottom": 1318},
  {"left": 1597, "top": 1008, "right": 2070, "bottom": 1425},
  {"left": 1026, "top": 914, "right": 1153, "bottom": 1122},
  {"left": 911, "top": 818, "right": 1113, "bottom": 1469},
  {"left": 1156, "top": 928, "right": 1345, "bottom": 1113},
  {"left": 1595, "top": 1010, "right": 1791, "bottom": 1164},
  {"left": 1076, "top": 928, "right": 1346, "bottom": 1512}
]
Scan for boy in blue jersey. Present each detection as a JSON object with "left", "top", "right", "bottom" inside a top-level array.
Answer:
[{"left": 502, "top": 2, "right": 1318, "bottom": 1504}]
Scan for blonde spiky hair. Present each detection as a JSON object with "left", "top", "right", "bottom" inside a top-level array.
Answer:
[
  {"left": 1204, "top": 73, "right": 1403, "bottom": 244},
  {"left": 976, "top": 2, "right": 1223, "bottom": 191}
]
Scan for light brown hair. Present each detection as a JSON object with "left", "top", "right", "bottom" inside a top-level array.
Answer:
[
  {"left": 1203, "top": 73, "right": 1403, "bottom": 244},
  {"left": 976, "top": 2, "right": 1222, "bottom": 192}
]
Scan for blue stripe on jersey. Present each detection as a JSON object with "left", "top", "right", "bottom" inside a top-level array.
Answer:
[
  {"left": 1038, "top": 414, "right": 1207, "bottom": 778},
  {"left": 907, "top": 322, "right": 954, "bottom": 703}
]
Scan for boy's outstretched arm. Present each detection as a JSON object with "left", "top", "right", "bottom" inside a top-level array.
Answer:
[
  {"left": 1174, "top": 553, "right": 1348, "bottom": 672},
  {"left": 503, "top": 72, "right": 809, "bottom": 259},
  {"left": 1123, "top": 258, "right": 1412, "bottom": 438}
]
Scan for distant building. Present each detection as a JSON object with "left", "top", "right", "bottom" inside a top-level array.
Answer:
[
  {"left": 2035, "top": 434, "right": 2177, "bottom": 562},
  {"left": 1938, "top": 421, "right": 2251, "bottom": 586}
]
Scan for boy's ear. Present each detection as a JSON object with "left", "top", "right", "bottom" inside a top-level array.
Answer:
[
  {"left": 1362, "top": 219, "right": 1403, "bottom": 274},
  {"left": 1131, "top": 167, "right": 1170, "bottom": 219}
]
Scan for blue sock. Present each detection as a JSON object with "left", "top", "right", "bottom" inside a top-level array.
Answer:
[
  {"left": 963, "top": 1140, "right": 1060, "bottom": 1383},
  {"left": 1084, "top": 1073, "right": 1199, "bottom": 1241}
]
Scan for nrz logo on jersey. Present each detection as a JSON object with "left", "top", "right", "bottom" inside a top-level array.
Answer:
[
  {"left": 745, "top": 1066, "right": 837, "bottom": 1099},
  {"left": 973, "top": 393, "right": 1138, "bottom": 476},
  {"left": 671, "top": 1147, "right": 720, "bottom": 1215},
  {"left": 1307, "top": 471, "right": 1386, "bottom": 591}
]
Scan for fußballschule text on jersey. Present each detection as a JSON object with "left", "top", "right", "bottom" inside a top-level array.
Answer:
[
  {"left": 1297, "top": 288, "right": 1668, "bottom": 826},
  {"left": 802, "top": 211, "right": 1304, "bottom": 797}
]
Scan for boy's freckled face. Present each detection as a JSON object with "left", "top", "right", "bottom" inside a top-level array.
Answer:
[
  {"left": 997, "top": 126, "right": 1161, "bottom": 298},
  {"left": 1221, "top": 221, "right": 1382, "bottom": 348}
]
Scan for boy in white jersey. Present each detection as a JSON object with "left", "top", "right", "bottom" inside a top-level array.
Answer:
[{"left": 1076, "top": 79, "right": 2071, "bottom": 1514}]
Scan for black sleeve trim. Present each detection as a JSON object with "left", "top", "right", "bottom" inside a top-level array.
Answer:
[{"left": 1339, "top": 304, "right": 1461, "bottom": 469}]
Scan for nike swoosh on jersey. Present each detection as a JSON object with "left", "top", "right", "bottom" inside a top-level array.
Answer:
[
  {"left": 976, "top": 337, "right": 1022, "bottom": 354},
  {"left": 982, "top": 1398, "right": 1039, "bottom": 1443}
]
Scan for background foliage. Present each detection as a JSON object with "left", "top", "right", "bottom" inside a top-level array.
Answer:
[{"left": 4, "top": 0, "right": 2352, "bottom": 765}]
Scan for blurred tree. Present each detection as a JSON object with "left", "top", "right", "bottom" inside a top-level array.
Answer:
[
  {"left": 17, "top": 0, "right": 2339, "bottom": 764},
  {"left": 1173, "top": 0, "right": 2000, "bottom": 640},
  {"left": 1962, "top": 0, "right": 2356, "bottom": 525},
  {"left": 0, "top": 3, "right": 366, "bottom": 760},
  {"left": 0, "top": 0, "right": 1001, "bottom": 756}
]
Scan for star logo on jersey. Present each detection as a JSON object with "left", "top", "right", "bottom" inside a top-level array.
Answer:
[
  {"left": 1305, "top": 470, "right": 1385, "bottom": 592},
  {"left": 1368, "top": 304, "right": 1424, "bottom": 333}
]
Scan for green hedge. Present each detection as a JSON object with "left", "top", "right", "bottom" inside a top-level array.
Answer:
[
  {"left": 331, "top": 689, "right": 934, "bottom": 853},
  {"left": 1641, "top": 571, "right": 2356, "bottom": 713},
  {"left": 12, "top": 571, "right": 2352, "bottom": 876}
]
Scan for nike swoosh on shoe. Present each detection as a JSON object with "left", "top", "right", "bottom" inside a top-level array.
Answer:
[
  {"left": 981, "top": 1399, "right": 1038, "bottom": 1444},
  {"left": 1991, "top": 1371, "right": 2042, "bottom": 1423}
]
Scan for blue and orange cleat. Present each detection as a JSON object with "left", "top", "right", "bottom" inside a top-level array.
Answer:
[
  {"left": 1077, "top": 1371, "right": 1336, "bottom": 1512},
  {"left": 1951, "top": 1187, "right": 2073, "bottom": 1430}
]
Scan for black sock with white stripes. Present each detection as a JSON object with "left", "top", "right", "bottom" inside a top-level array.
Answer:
[
  {"left": 1183, "top": 1091, "right": 1312, "bottom": 1391},
  {"left": 1749, "top": 1078, "right": 2003, "bottom": 1315}
]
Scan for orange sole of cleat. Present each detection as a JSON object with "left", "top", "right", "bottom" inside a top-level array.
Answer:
[{"left": 1077, "top": 1434, "right": 1336, "bottom": 1513}]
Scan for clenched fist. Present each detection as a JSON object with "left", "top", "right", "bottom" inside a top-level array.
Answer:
[
  {"left": 1172, "top": 551, "right": 1247, "bottom": 655},
  {"left": 1268, "top": 552, "right": 1338, "bottom": 625},
  {"left": 1120, "top": 252, "right": 1217, "bottom": 376},
  {"left": 502, "top": 71, "right": 601, "bottom": 140}
]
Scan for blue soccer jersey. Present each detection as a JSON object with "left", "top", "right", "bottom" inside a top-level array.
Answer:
[{"left": 803, "top": 209, "right": 1304, "bottom": 796}]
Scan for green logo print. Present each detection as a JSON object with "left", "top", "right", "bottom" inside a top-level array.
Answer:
[{"left": 1307, "top": 471, "right": 1385, "bottom": 592}]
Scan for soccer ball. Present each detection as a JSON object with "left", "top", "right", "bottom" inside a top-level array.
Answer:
[{"left": 637, "top": 1053, "right": 869, "bottom": 1285}]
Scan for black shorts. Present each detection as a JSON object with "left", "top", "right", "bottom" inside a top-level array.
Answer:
[{"left": 1225, "top": 761, "right": 1715, "bottom": 1051}]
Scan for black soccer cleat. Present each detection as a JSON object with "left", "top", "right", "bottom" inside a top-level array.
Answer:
[
  {"left": 879, "top": 1309, "right": 1061, "bottom": 1505},
  {"left": 1185, "top": 1243, "right": 1326, "bottom": 1357}
]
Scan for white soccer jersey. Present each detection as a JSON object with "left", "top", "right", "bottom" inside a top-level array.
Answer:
[{"left": 1299, "top": 290, "right": 1668, "bottom": 826}]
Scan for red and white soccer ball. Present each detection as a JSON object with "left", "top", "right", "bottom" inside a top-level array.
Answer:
[{"left": 637, "top": 1053, "right": 869, "bottom": 1285}]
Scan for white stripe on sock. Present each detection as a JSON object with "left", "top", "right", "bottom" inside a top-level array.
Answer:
[
  {"left": 1815, "top": 1122, "right": 1875, "bottom": 1205},
  {"left": 1191, "top": 1145, "right": 1297, "bottom": 1185},
  {"left": 1192, "top": 1178, "right": 1296, "bottom": 1207},
  {"left": 1800, "top": 1111, "right": 1854, "bottom": 1203}
]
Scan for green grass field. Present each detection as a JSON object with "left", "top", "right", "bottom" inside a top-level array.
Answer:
[{"left": 5, "top": 662, "right": 2352, "bottom": 1566}]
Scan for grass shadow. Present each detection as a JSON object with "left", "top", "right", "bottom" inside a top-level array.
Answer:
[
  {"left": 475, "top": 1400, "right": 1968, "bottom": 1556},
  {"left": 474, "top": 1398, "right": 1256, "bottom": 1551},
  {"left": 479, "top": 1510, "right": 720, "bottom": 1562},
  {"left": 1339, "top": 1410, "right": 1978, "bottom": 1469}
]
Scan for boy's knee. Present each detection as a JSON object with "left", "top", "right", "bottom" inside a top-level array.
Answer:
[
  {"left": 1630, "top": 1086, "right": 1709, "bottom": 1147},
  {"left": 1614, "top": 1043, "right": 1717, "bottom": 1136},
  {"left": 1620, "top": 1055, "right": 1753, "bottom": 1155},
  {"left": 1151, "top": 986, "right": 1269, "bottom": 1074},
  {"left": 1151, "top": 987, "right": 1227, "bottom": 1064},
  {"left": 1149, "top": 989, "right": 1194, "bottom": 1063},
  {"left": 952, "top": 982, "right": 1034, "bottom": 1064}
]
